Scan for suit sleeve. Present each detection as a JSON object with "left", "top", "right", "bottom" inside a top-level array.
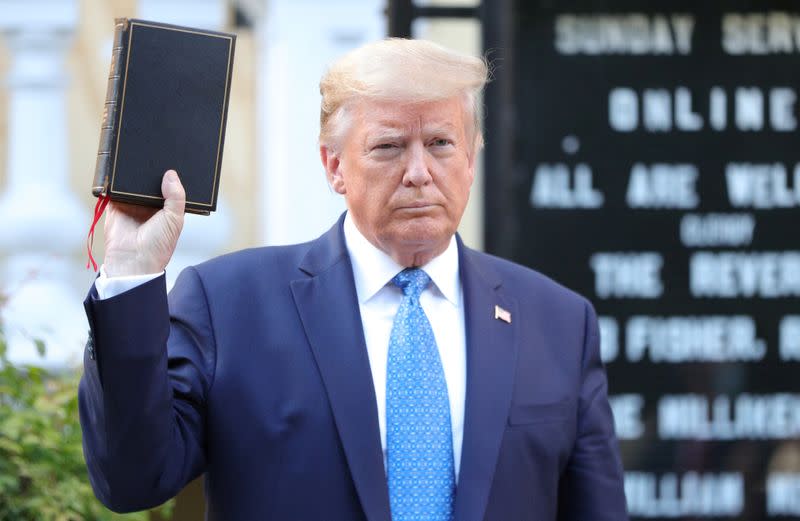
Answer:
[
  {"left": 78, "top": 267, "right": 215, "bottom": 513},
  {"left": 558, "top": 300, "right": 629, "bottom": 520}
]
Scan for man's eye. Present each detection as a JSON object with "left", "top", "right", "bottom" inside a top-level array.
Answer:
[
  {"left": 374, "top": 143, "right": 396, "bottom": 150},
  {"left": 431, "top": 138, "right": 451, "bottom": 147}
]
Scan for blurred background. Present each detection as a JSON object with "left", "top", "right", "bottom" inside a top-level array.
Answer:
[
  {"left": 0, "top": 0, "right": 481, "bottom": 369},
  {"left": 1, "top": 0, "right": 799, "bottom": 519}
]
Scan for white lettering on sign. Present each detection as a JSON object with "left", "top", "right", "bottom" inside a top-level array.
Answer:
[
  {"left": 590, "top": 252, "right": 663, "bottom": 299},
  {"left": 626, "top": 316, "right": 765, "bottom": 363},
  {"left": 598, "top": 316, "right": 619, "bottom": 363},
  {"left": 658, "top": 394, "right": 800, "bottom": 440},
  {"left": 735, "top": 87, "right": 764, "bottom": 130},
  {"left": 609, "top": 394, "right": 644, "bottom": 440},
  {"left": 710, "top": 86, "right": 727, "bottom": 130},
  {"left": 643, "top": 89, "right": 672, "bottom": 132},
  {"left": 625, "top": 471, "right": 744, "bottom": 517},
  {"left": 674, "top": 87, "right": 703, "bottom": 130},
  {"left": 609, "top": 87, "right": 704, "bottom": 132},
  {"left": 779, "top": 316, "right": 800, "bottom": 361},
  {"left": 771, "top": 87, "right": 798, "bottom": 130},
  {"left": 767, "top": 473, "right": 800, "bottom": 515},
  {"left": 555, "top": 14, "right": 695, "bottom": 55},
  {"left": 530, "top": 163, "right": 604, "bottom": 208},
  {"left": 680, "top": 213, "right": 755, "bottom": 247},
  {"left": 726, "top": 162, "right": 800, "bottom": 208},
  {"left": 609, "top": 88, "right": 638, "bottom": 131},
  {"left": 690, "top": 251, "right": 800, "bottom": 298},
  {"left": 627, "top": 163, "right": 699, "bottom": 208},
  {"left": 723, "top": 12, "right": 800, "bottom": 55},
  {"left": 609, "top": 86, "right": 798, "bottom": 132}
]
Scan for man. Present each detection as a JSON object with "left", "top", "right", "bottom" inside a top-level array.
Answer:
[{"left": 79, "top": 38, "right": 628, "bottom": 520}]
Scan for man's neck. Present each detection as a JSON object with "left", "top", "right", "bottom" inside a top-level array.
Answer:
[{"left": 342, "top": 212, "right": 460, "bottom": 306}]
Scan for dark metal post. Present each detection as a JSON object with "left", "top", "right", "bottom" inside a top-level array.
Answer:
[
  {"left": 387, "top": 0, "right": 414, "bottom": 37},
  {"left": 481, "top": 0, "right": 516, "bottom": 258}
]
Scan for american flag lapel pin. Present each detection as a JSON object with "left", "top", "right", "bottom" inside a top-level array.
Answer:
[{"left": 494, "top": 305, "right": 512, "bottom": 324}]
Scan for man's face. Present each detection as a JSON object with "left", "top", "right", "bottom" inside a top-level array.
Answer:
[{"left": 322, "top": 96, "right": 477, "bottom": 267}]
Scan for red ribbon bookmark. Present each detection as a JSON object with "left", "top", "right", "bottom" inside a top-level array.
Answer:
[{"left": 86, "top": 195, "right": 110, "bottom": 271}]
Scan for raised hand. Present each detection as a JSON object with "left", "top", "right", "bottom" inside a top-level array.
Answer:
[{"left": 103, "top": 170, "right": 186, "bottom": 276}]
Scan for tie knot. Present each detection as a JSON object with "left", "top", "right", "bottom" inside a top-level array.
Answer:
[{"left": 392, "top": 268, "right": 431, "bottom": 299}]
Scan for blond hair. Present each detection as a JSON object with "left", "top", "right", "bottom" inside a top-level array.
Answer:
[{"left": 319, "top": 38, "right": 489, "bottom": 149}]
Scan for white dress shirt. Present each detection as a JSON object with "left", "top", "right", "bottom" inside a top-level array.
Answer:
[
  {"left": 94, "top": 214, "right": 467, "bottom": 478},
  {"left": 95, "top": 267, "right": 162, "bottom": 299},
  {"left": 343, "top": 213, "right": 466, "bottom": 480}
]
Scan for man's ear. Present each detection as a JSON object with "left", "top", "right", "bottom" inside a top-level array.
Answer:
[{"left": 320, "top": 145, "right": 346, "bottom": 194}]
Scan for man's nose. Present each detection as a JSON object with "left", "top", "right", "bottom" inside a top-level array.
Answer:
[{"left": 402, "top": 142, "right": 433, "bottom": 187}]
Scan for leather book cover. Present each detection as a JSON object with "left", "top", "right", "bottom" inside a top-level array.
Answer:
[{"left": 93, "top": 18, "right": 236, "bottom": 215}]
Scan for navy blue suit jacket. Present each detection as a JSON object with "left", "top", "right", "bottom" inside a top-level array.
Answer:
[{"left": 79, "top": 215, "right": 628, "bottom": 520}]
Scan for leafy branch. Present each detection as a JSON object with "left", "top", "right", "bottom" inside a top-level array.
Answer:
[{"left": 0, "top": 324, "right": 173, "bottom": 520}]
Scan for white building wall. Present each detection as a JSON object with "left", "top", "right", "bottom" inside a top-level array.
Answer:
[
  {"left": 0, "top": 0, "right": 485, "bottom": 368},
  {"left": 257, "top": 0, "right": 385, "bottom": 246},
  {"left": 0, "top": 0, "right": 90, "bottom": 366}
]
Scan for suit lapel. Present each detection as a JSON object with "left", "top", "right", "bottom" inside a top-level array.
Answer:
[
  {"left": 290, "top": 218, "right": 391, "bottom": 521},
  {"left": 288, "top": 221, "right": 517, "bottom": 521},
  {"left": 454, "top": 244, "right": 518, "bottom": 521}
]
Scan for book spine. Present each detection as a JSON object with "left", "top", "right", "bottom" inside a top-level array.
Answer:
[{"left": 92, "top": 18, "right": 130, "bottom": 196}]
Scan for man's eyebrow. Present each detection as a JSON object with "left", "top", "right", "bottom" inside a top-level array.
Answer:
[
  {"left": 423, "top": 123, "right": 458, "bottom": 134},
  {"left": 366, "top": 129, "right": 406, "bottom": 141}
]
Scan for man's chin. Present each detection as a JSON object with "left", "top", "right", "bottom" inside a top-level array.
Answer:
[{"left": 390, "top": 221, "right": 454, "bottom": 247}]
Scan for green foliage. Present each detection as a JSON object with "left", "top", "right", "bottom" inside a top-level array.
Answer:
[{"left": 0, "top": 331, "right": 174, "bottom": 521}]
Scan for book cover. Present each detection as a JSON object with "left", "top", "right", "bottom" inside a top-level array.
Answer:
[{"left": 93, "top": 18, "right": 236, "bottom": 215}]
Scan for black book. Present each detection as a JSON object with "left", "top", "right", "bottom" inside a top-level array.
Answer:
[{"left": 92, "top": 18, "right": 236, "bottom": 215}]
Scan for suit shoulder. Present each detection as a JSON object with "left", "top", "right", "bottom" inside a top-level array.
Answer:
[{"left": 184, "top": 240, "right": 315, "bottom": 283}]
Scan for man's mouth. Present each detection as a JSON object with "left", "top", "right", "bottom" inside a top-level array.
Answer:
[{"left": 398, "top": 202, "right": 437, "bottom": 209}]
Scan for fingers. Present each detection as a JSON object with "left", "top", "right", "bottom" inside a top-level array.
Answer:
[
  {"left": 102, "top": 171, "right": 186, "bottom": 276},
  {"left": 161, "top": 169, "right": 186, "bottom": 216},
  {"left": 107, "top": 200, "right": 158, "bottom": 222}
]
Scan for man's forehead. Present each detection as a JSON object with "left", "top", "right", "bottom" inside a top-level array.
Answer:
[
  {"left": 367, "top": 120, "right": 460, "bottom": 133},
  {"left": 355, "top": 99, "right": 465, "bottom": 131}
]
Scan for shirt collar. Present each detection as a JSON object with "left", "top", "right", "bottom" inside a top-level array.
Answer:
[{"left": 343, "top": 212, "right": 460, "bottom": 306}]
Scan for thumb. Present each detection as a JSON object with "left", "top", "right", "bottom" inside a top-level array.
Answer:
[{"left": 161, "top": 169, "right": 186, "bottom": 216}]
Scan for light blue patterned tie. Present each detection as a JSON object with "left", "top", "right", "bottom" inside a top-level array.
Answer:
[{"left": 386, "top": 268, "right": 455, "bottom": 521}]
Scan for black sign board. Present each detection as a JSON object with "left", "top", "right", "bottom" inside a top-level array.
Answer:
[{"left": 484, "top": 1, "right": 800, "bottom": 518}]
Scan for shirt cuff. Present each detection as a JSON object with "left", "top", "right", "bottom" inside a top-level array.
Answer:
[{"left": 94, "top": 265, "right": 164, "bottom": 300}]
